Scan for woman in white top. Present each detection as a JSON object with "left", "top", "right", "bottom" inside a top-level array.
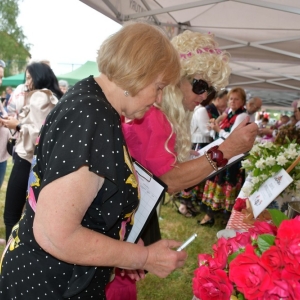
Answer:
[{"left": 0, "top": 62, "right": 63, "bottom": 241}]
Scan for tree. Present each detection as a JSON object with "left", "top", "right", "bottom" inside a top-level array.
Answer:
[{"left": 0, "top": 0, "right": 31, "bottom": 76}]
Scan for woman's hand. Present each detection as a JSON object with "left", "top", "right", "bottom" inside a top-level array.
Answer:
[
  {"left": 258, "top": 128, "right": 273, "bottom": 136},
  {"left": 1, "top": 116, "right": 19, "bottom": 130},
  {"left": 142, "top": 239, "right": 187, "bottom": 278},
  {"left": 120, "top": 268, "right": 146, "bottom": 281},
  {"left": 207, "top": 118, "right": 220, "bottom": 132},
  {"left": 210, "top": 121, "right": 220, "bottom": 133},
  {"left": 190, "top": 150, "right": 199, "bottom": 157},
  {"left": 120, "top": 237, "right": 146, "bottom": 281},
  {"left": 220, "top": 117, "right": 258, "bottom": 159}
]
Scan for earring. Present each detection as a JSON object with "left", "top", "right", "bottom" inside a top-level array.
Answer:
[{"left": 124, "top": 91, "right": 129, "bottom": 97}]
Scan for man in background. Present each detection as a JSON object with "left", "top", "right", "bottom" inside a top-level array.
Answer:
[
  {"left": 245, "top": 97, "right": 263, "bottom": 121},
  {"left": 59, "top": 80, "right": 69, "bottom": 94}
]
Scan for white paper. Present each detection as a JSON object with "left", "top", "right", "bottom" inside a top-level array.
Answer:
[
  {"left": 126, "top": 162, "right": 165, "bottom": 243},
  {"left": 249, "top": 168, "right": 293, "bottom": 218}
]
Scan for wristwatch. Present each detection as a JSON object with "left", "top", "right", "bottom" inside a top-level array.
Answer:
[
  {"left": 207, "top": 146, "right": 228, "bottom": 168},
  {"left": 16, "top": 123, "right": 22, "bottom": 132}
]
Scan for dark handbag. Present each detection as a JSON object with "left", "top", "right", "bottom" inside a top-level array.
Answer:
[
  {"left": 7, "top": 138, "right": 16, "bottom": 156},
  {"left": 7, "top": 129, "right": 17, "bottom": 156}
]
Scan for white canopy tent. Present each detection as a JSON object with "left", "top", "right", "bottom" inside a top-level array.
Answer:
[{"left": 81, "top": 0, "right": 300, "bottom": 108}]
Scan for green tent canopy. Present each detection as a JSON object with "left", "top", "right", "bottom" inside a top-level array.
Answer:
[
  {"left": 2, "top": 73, "right": 25, "bottom": 87},
  {"left": 57, "top": 61, "right": 99, "bottom": 86},
  {"left": 2, "top": 61, "right": 99, "bottom": 87}
]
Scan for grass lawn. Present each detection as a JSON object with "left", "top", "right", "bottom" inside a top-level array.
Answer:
[{"left": 0, "top": 158, "right": 224, "bottom": 299}]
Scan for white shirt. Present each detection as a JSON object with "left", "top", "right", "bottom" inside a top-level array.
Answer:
[{"left": 190, "top": 106, "right": 211, "bottom": 143}]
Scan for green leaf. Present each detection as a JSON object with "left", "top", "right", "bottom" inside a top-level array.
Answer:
[
  {"left": 238, "top": 293, "right": 246, "bottom": 300},
  {"left": 253, "top": 169, "right": 261, "bottom": 176},
  {"left": 268, "top": 209, "right": 289, "bottom": 227},
  {"left": 272, "top": 165, "right": 282, "bottom": 173},
  {"left": 228, "top": 249, "right": 245, "bottom": 264},
  {"left": 257, "top": 234, "right": 275, "bottom": 253}
]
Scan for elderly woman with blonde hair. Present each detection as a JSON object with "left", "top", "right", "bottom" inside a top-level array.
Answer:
[
  {"left": 0, "top": 22, "right": 188, "bottom": 299},
  {"left": 116, "top": 30, "right": 258, "bottom": 300}
]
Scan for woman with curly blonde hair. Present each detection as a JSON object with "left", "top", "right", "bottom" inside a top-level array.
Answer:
[
  {"left": 113, "top": 30, "right": 257, "bottom": 300},
  {"left": 123, "top": 30, "right": 231, "bottom": 238}
]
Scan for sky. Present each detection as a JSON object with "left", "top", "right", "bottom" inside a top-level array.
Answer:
[{"left": 17, "top": 0, "right": 122, "bottom": 75}]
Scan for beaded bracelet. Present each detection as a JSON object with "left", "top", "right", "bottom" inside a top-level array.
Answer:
[{"left": 204, "top": 151, "right": 218, "bottom": 171}]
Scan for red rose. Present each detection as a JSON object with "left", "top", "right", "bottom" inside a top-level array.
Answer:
[
  {"left": 234, "top": 231, "right": 251, "bottom": 246},
  {"left": 276, "top": 239, "right": 300, "bottom": 279},
  {"left": 281, "top": 266, "right": 300, "bottom": 281},
  {"left": 248, "top": 221, "right": 277, "bottom": 237},
  {"left": 261, "top": 279, "right": 300, "bottom": 299},
  {"left": 198, "top": 253, "right": 213, "bottom": 267},
  {"left": 276, "top": 218, "right": 300, "bottom": 240},
  {"left": 229, "top": 244, "right": 272, "bottom": 299},
  {"left": 261, "top": 245, "right": 284, "bottom": 272},
  {"left": 193, "top": 266, "right": 233, "bottom": 300},
  {"left": 276, "top": 219, "right": 300, "bottom": 278},
  {"left": 227, "top": 231, "right": 252, "bottom": 253},
  {"left": 233, "top": 198, "right": 247, "bottom": 211},
  {"left": 212, "top": 237, "right": 230, "bottom": 269}
]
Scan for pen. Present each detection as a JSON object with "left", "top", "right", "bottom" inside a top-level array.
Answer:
[{"left": 177, "top": 233, "right": 197, "bottom": 251}]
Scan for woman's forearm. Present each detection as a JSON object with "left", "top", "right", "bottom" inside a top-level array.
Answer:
[
  {"left": 159, "top": 156, "right": 214, "bottom": 193},
  {"left": 160, "top": 118, "right": 258, "bottom": 193}
]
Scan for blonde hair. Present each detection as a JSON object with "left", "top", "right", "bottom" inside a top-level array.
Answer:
[
  {"left": 97, "top": 22, "right": 181, "bottom": 96},
  {"left": 158, "top": 85, "right": 192, "bottom": 163},
  {"left": 172, "top": 30, "right": 231, "bottom": 91},
  {"left": 158, "top": 30, "right": 231, "bottom": 163}
]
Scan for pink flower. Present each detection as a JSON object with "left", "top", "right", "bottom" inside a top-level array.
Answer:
[
  {"left": 193, "top": 266, "right": 233, "bottom": 300},
  {"left": 229, "top": 245, "right": 272, "bottom": 299}
]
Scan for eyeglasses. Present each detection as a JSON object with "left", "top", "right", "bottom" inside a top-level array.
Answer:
[
  {"left": 0, "top": 60, "right": 6, "bottom": 68},
  {"left": 192, "top": 79, "right": 216, "bottom": 103}
]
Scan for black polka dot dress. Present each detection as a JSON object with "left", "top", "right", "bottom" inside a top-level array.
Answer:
[{"left": 0, "top": 76, "right": 139, "bottom": 299}]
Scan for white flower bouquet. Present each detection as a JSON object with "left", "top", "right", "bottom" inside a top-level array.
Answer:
[{"left": 241, "top": 141, "right": 300, "bottom": 198}]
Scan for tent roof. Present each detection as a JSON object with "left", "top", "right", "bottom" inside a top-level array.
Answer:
[
  {"left": 2, "top": 73, "right": 25, "bottom": 87},
  {"left": 80, "top": 0, "right": 300, "bottom": 108},
  {"left": 57, "top": 61, "right": 99, "bottom": 86}
]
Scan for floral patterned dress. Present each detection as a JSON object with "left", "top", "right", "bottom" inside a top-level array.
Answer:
[{"left": 202, "top": 107, "right": 246, "bottom": 213}]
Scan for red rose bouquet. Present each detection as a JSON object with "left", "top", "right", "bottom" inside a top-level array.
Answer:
[{"left": 192, "top": 209, "right": 300, "bottom": 300}]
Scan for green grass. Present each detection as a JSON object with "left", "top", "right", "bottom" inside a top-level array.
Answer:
[{"left": 0, "top": 159, "right": 223, "bottom": 299}]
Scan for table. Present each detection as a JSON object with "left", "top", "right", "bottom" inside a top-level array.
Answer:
[{"left": 226, "top": 209, "right": 254, "bottom": 231}]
